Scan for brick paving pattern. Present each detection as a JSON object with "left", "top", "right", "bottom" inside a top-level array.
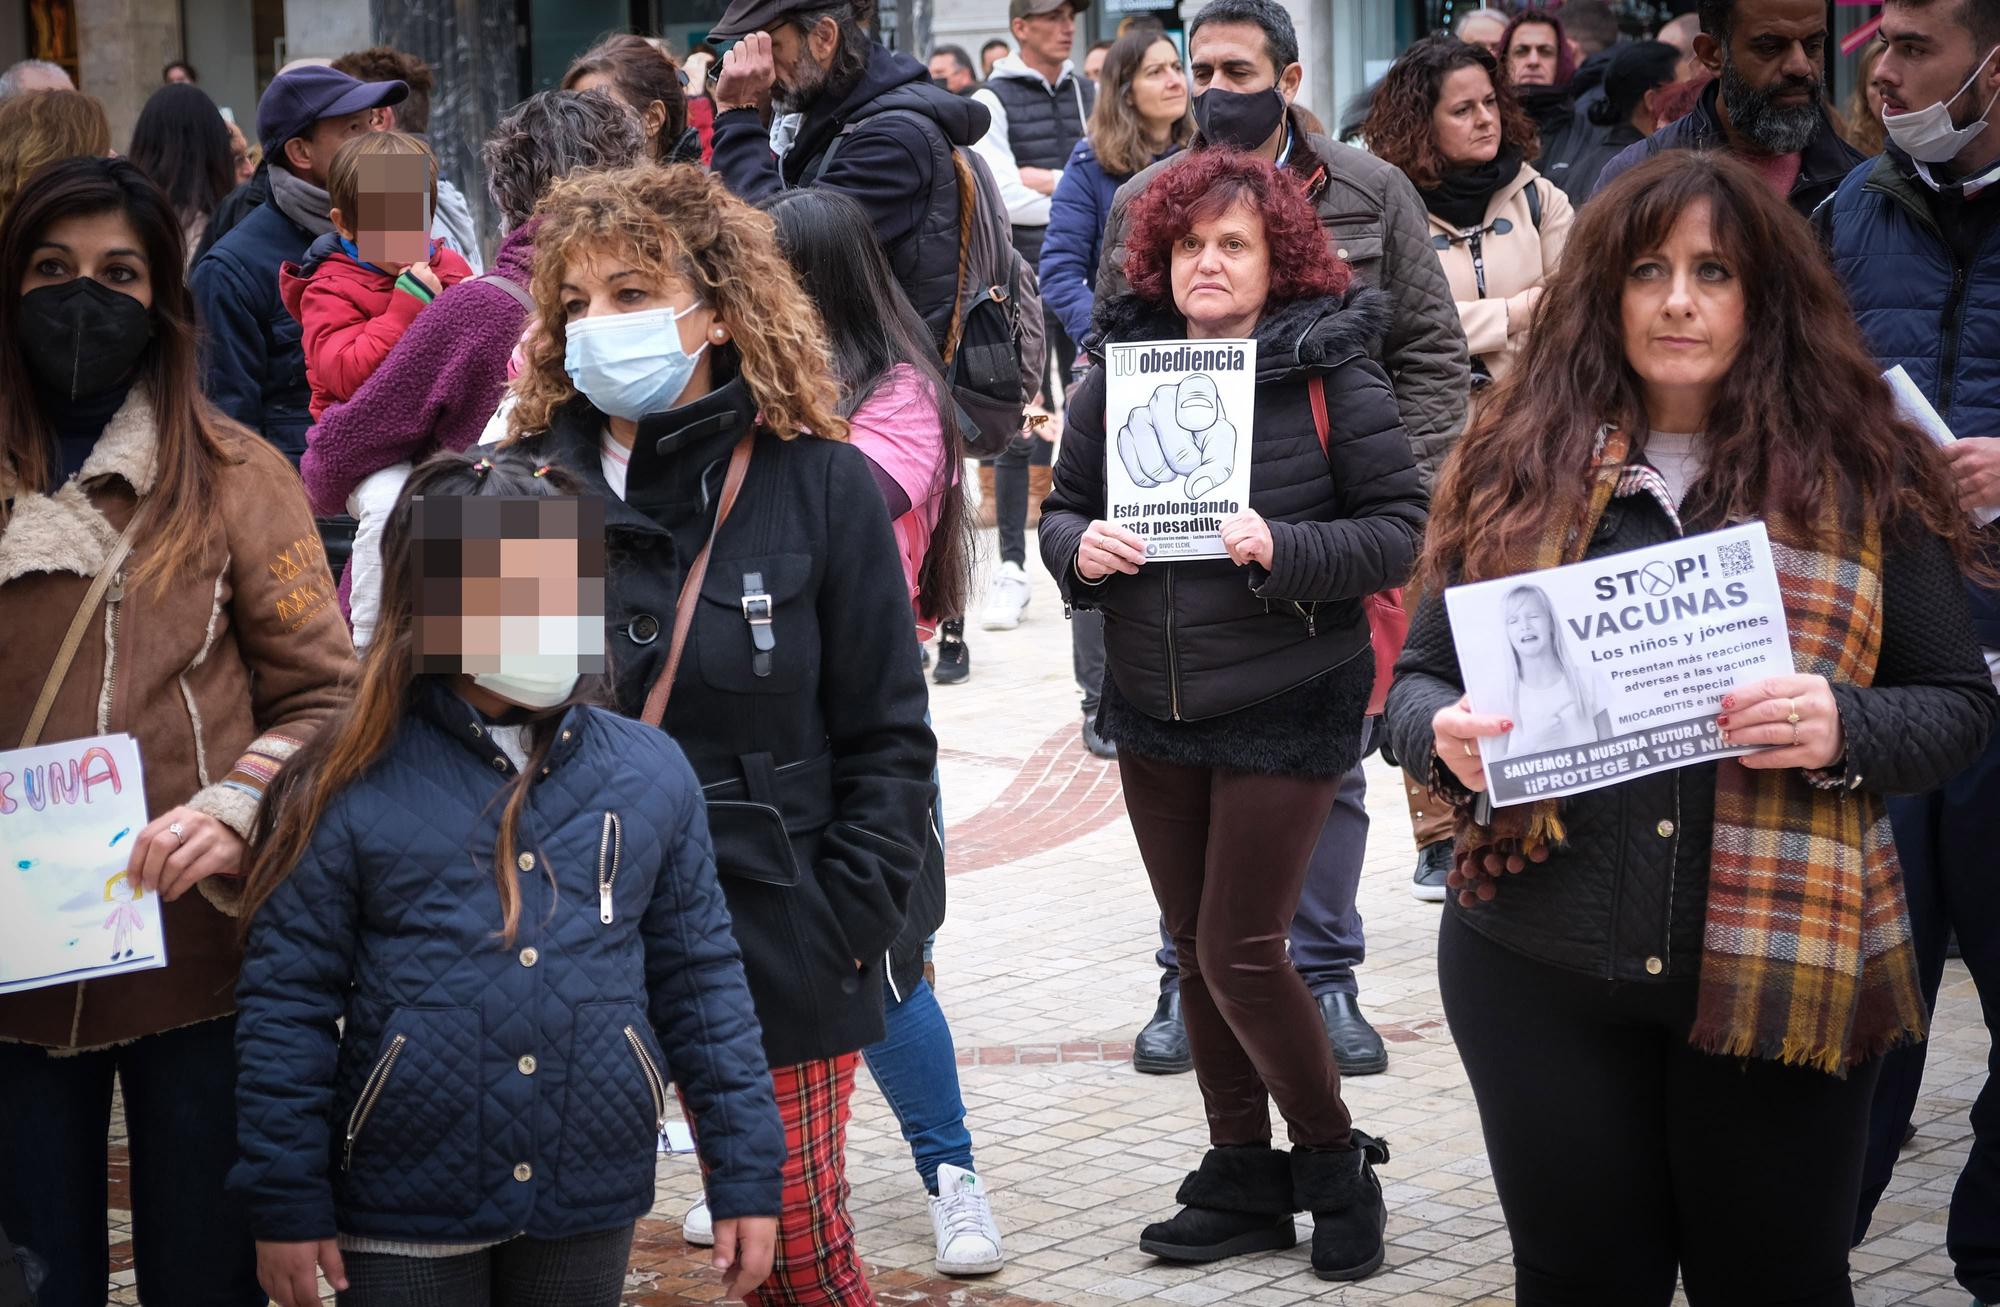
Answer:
[{"left": 103, "top": 544, "right": 1991, "bottom": 1305}]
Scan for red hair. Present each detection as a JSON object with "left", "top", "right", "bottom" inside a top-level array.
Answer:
[{"left": 1122, "top": 150, "right": 1349, "bottom": 308}]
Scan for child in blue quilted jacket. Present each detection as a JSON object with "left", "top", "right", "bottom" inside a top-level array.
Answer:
[{"left": 230, "top": 447, "right": 785, "bottom": 1306}]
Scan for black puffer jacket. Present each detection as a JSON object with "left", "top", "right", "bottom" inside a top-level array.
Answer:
[
  {"left": 1384, "top": 486, "right": 1998, "bottom": 982},
  {"left": 1039, "top": 288, "right": 1428, "bottom": 778},
  {"left": 514, "top": 372, "right": 936, "bottom": 1067}
]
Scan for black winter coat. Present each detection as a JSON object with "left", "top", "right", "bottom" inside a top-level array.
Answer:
[
  {"left": 1384, "top": 487, "right": 1998, "bottom": 983},
  {"left": 711, "top": 45, "right": 990, "bottom": 351},
  {"left": 1039, "top": 289, "right": 1428, "bottom": 778},
  {"left": 232, "top": 689, "right": 784, "bottom": 1244},
  {"left": 516, "top": 374, "right": 937, "bottom": 1067}
]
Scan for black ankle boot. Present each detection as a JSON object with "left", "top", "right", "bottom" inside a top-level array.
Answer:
[
  {"left": 1138, "top": 1145, "right": 1296, "bottom": 1264},
  {"left": 1291, "top": 1131, "right": 1389, "bottom": 1281}
]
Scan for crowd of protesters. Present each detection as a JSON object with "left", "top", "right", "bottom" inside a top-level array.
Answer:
[{"left": 0, "top": 0, "right": 1997, "bottom": 1304}]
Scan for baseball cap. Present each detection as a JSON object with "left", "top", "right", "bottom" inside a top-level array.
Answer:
[
  {"left": 256, "top": 64, "right": 407, "bottom": 160},
  {"left": 1010, "top": 0, "right": 1088, "bottom": 19}
]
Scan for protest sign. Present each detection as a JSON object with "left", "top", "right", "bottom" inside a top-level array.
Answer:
[
  {"left": 1103, "top": 338, "right": 1256, "bottom": 560},
  {"left": 0, "top": 733, "right": 165, "bottom": 994},
  {"left": 1443, "top": 523, "right": 1793, "bottom": 806},
  {"left": 1885, "top": 365, "right": 2000, "bottom": 526}
]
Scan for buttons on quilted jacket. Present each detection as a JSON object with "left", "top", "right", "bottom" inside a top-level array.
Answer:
[
  {"left": 517, "top": 852, "right": 536, "bottom": 872},
  {"left": 513, "top": 1162, "right": 533, "bottom": 1182},
  {"left": 518, "top": 1054, "right": 537, "bottom": 1075},
  {"left": 519, "top": 947, "right": 539, "bottom": 967},
  {"left": 1656, "top": 820, "right": 1675, "bottom": 838},
  {"left": 492, "top": 757, "right": 507, "bottom": 772}
]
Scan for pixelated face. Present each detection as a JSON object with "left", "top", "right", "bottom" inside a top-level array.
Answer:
[
  {"left": 410, "top": 496, "right": 608, "bottom": 680},
  {"left": 351, "top": 153, "right": 434, "bottom": 268}
]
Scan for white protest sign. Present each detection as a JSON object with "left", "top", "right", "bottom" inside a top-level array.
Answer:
[
  {"left": 1884, "top": 365, "right": 2000, "bottom": 527},
  {"left": 0, "top": 733, "right": 165, "bottom": 994},
  {"left": 1443, "top": 523, "right": 1793, "bottom": 806},
  {"left": 1103, "top": 338, "right": 1256, "bottom": 561}
]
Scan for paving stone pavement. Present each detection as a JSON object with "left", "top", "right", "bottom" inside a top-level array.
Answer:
[{"left": 102, "top": 537, "right": 1990, "bottom": 1305}]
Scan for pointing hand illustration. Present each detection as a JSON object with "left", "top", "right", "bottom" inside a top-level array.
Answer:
[{"left": 1116, "top": 374, "right": 1237, "bottom": 501}]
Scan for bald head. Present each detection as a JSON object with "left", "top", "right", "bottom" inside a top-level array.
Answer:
[{"left": 1455, "top": 8, "right": 1510, "bottom": 54}]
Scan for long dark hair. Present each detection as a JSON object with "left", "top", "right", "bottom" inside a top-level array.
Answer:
[
  {"left": 562, "top": 34, "right": 689, "bottom": 164},
  {"left": 1420, "top": 151, "right": 1979, "bottom": 591},
  {"left": 1364, "top": 34, "right": 1539, "bottom": 190},
  {"left": 242, "top": 446, "right": 604, "bottom": 945},
  {"left": 760, "top": 187, "right": 973, "bottom": 623},
  {"left": 0, "top": 157, "right": 230, "bottom": 595},
  {"left": 126, "top": 84, "right": 235, "bottom": 225}
]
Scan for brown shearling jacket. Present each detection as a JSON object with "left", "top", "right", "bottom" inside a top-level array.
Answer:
[{"left": 0, "top": 391, "right": 353, "bottom": 1050}]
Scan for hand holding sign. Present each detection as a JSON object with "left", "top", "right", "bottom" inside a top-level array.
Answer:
[{"left": 1116, "top": 375, "right": 1238, "bottom": 501}]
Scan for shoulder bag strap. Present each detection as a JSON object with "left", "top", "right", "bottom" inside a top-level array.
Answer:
[
  {"left": 474, "top": 272, "right": 535, "bottom": 311},
  {"left": 640, "top": 433, "right": 755, "bottom": 729},
  {"left": 1308, "top": 374, "right": 1330, "bottom": 458},
  {"left": 21, "top": 510, "right": 145, "bottom": 748}
]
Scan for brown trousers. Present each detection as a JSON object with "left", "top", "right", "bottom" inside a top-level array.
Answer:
[{"left": 1118, "top": 750, "right": 1354, "bottom": 1149}]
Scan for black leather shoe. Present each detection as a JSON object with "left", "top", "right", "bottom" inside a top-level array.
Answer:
[
  {"left": 1133, "top": 991, "right": 1192, "bottom": 1075},
  {"left": 1411, "top": 840, "right": 1451, "bottom": 902},
  {"left": 1317, "top": 991, "right": 1387, "bottom": 1077},
  {"left": 1081, "top": 717, "right": 1117, "bottom": 759},
  {"left": 932, "top": 637, "right": 969, "bottom": 685}
]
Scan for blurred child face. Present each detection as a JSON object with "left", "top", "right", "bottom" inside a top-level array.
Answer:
[
  {"left": 334, "top": 153, "right": 434, "bottom": 270},
  {"left": 411, "top": 496, "right": 608, "bottom": 686}
]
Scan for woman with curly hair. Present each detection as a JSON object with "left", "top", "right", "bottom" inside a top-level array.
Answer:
[
  {"left": 503, "top": 161, "right": 935, "bottom": 1307},
  {"left": 1366, "top": 33, "right": 1573, "bottom": 392},
  {"left": 1038, "top": 149, "right": 1426, "bottom": 1283},
  {"left": 1384, "top": 151, "right": 1996, "bottom": 1304}
]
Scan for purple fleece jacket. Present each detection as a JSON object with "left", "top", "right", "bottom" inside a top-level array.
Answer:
[{"left": 301, "top": 220, "right": 538, "bottom": 519}]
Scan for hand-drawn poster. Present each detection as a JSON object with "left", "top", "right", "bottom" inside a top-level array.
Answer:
[
  {"left": 1443, "top": 524, "right": 1793, "bottom": 806},
  {"left": 1103, "top": 338, "right": 1256, "bottom": 561},
  {"left": 0, "top": 734, "right": 165, "bottom": 994}
]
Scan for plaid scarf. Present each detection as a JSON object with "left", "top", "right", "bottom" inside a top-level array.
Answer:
[{"left": 1459, "top": 430, "right": 1926, "bottom": 1075}]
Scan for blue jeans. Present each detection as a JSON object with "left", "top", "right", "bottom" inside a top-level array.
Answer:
[
  {"left": 0, "top": 1015, "right": 261, "bottom": 1307},
  {"left": 865, "top": 979, "right": 976, "bottom": 1193}
]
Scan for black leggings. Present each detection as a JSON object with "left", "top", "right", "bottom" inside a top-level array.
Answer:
[{"left": 1438, "top": 909, "right": 1881, "bottom": 1307}]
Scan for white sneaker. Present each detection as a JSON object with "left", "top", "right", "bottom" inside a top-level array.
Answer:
[
  {"left": 978, "top": 562, "right": 1032, "bottom": 630},
  {"left": 929, "top": 1163, "right": 1005, "bottom": 1276},
  {"left": 681, "top": 1196, "right": 715, "bottom": 1247}
]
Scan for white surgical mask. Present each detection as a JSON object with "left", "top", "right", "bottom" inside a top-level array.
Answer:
[
  {"left": 564, "top": 303, "right": 709, "bottom": 420},
  {"left": 1883, "top": 44, "right": 2000, "bottom": 163},
  {"left": 467, "top": 614, "right": 600, "bottom": 709}
]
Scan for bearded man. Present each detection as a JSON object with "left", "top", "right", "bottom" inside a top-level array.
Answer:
[{"left": 1590, "top": 0, "right": 1864, "bottom": 216}]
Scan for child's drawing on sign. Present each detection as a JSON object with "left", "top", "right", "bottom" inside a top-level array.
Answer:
[
  {"left": 0, "top": 734, "right": 164, "bottom": 995},
  {"left": 103, "top": 871, "right": 145, "bottom": 961}
]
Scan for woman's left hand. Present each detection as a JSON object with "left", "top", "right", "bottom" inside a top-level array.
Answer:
[
  {"left": 1720, "top": 674, "right": 1844, "bottom": 772},
  {"left": 127, "top": 806, "right": 246, "bottom": 902},
  {"left": 1220, "top": 510, "right": 1273, "bottom": 568}
]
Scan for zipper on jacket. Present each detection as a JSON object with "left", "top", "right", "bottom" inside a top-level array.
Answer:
[
  {"left": 1941, "top": 261, "right": 1972, "bottom": 418},
  {"left": 623, "top": 1024, "right": 669, "bottom": 1132},
  {"left": 343, "top": 1034, "right": 407, "bottom": 1170},
  {"left": 597, "top": 812, "right": 623, "bottom": 925},
  {"left": 1165, "top": 568, "right": 1183, "bottom": 720},
  {"left": 1293, "top": 601, "right": 1318, "bottom": 637}
]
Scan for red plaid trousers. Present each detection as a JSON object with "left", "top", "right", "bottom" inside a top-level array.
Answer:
[{"left": 747, "top": 1054, "right": 875, "bottom": 1307}]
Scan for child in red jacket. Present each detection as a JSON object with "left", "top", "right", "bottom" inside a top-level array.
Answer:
[{"left": 280, "top": 130, "right": 473, "bottom": 649}]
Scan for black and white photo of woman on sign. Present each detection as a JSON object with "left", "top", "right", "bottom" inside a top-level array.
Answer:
[
  {"left": 1492, "top": 583, "right": 1612, "bottom": 759},
  {"left": 1103, "top": 339, "right": 1256, "bottom": 560},
  {"left": 1443, "top": 523, "right": 1796, "bottom": 805}
]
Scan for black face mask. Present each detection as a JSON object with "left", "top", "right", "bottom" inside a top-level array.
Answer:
[
  {"left": 18, "top": 277, "right": 154, "bottom": 401},
  {"left": 1193, "top": 87, "right": 1288, "bottom": 152},
  {"left": 931, "top": 75, "right": 953, "bottom": 91}
]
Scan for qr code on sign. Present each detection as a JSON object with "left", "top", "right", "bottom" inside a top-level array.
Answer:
[{"left": 1716, "top": 540, "right": 1755, "bottom": 578}]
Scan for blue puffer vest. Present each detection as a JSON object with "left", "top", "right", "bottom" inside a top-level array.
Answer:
[
  {"left": 230, "top": 684, "right": 785, "bottom": 1245},
  {"left": 1823, "top": 150, "right": 2000, "bottom": 644}
]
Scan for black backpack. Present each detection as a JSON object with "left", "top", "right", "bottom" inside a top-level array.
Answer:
[{"left": 813, "top": 108, "right": 1046, "bottom": 457}]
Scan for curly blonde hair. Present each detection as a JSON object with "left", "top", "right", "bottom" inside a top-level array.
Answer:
[{"left": 506, "top": 162, "right": 846, "bottom": 443}]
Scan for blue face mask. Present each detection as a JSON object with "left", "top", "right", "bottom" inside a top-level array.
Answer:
[{"left": 563, "top": 303, "right": 710, "bottom": 420}]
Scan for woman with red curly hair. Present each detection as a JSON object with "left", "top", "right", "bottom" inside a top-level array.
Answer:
[
  {"left": 1038, "top": 149, "right": 1425, "bottom": 1284},
  {"left": 1366, "top": 34, "right": 1573, "bottom": 396}
]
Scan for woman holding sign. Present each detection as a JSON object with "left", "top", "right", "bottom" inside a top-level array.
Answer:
[
  {"left": 1384, "top": 151, "right": 1997, "bottom": 1304},
  {"left": 1040, "top": 149, "right": 1427, "bottom": 1283},
  {"left": 0, "top": 159, "right": 351, "bottom": 1303}
]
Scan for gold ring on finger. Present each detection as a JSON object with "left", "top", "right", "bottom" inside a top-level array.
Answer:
[
  {"left": 1791, "top": 722, "right": 1801, "bottom": 747},
  {"left": 1786, "top": 699, "right": 1801, "bottom": 726},
  {"left": 1463, "top": 741, "right": 1475, "bottom": 758}
]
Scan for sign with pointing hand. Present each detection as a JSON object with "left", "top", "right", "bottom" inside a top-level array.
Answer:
[{"left": 1103, "top": 338, "right": 1256, "bottom": 561}]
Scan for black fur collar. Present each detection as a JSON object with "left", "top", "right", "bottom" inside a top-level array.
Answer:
[{"left": 1087, "top": 285, "right": 1392, "bottom": 379}]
